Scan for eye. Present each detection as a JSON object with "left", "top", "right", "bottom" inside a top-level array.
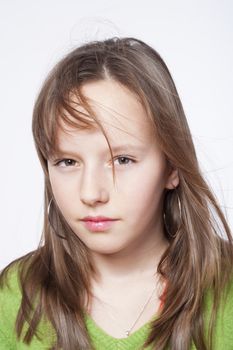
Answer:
[
  {"left": 114, "top": 156, "right": 135, "bottom": 166},
  {"left": 54, "top": 159, "right": 77, "bottom": 167},
  {"left": 52, "top": 156, "right": 135, "bottom": 168}
]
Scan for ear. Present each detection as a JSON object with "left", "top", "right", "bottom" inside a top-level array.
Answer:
[{"left": 165, "top": 167, "right": 179, "bottom": 190}]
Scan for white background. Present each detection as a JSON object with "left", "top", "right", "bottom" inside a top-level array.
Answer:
[{"left": 0, "top": 0, "right": 232, "bottom": 270}]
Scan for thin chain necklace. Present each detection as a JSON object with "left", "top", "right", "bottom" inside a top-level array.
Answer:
[
  {"left": 91, "top": 283, "right": 159, "bottom": 338},
  {"left": 125, "top": 285, "right": 157, "bottom": 337}
]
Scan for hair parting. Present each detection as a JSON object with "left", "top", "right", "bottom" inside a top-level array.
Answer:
[{"left": 1, "top": 37, "right": 233, "bottom": 350}]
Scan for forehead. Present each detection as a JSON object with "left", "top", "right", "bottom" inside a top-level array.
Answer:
[{"left": 56, "top": 79, "right": 155, "bottom": 147}]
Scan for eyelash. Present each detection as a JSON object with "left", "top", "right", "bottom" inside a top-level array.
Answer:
[{"left": 53, "top": 156, "right": 136, "bottom": 168}]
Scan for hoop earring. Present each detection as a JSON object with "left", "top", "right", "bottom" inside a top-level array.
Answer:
[
  {"left": 47, "top": 198, "right": 67, "bottom": 240},
  {"left": 163, "top": 186, "right": 182, "bottom": 239}
]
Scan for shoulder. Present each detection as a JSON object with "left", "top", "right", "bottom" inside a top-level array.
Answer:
[
  {"left": 0, "top": 260, "right": 23, "bottom": 312},
  {"left": 0, "top": 252, "right": 38, "bottom": 316},
  {"left": 0, "top": 261, "right": 22, "bottom": 348},
  {"left": 0, "top": 260, "right": 24, "bottom": 304},
  {"left": 0, "top": 259, "right": 57, "bottom": 349},
  {"left": 203, "top": 274, "right": 233, "bottom": 349}
]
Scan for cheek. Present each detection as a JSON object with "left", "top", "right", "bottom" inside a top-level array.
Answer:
[
  {"left": 122, "top": 166, "right": 166, "bottom": 215},
  {"left": 125, "top": 161, "right": 166, "bottom": 196},
  {"left": 48, "top": 172, "right": 74, "bottom": 215}
]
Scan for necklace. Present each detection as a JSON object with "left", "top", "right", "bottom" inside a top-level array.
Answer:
[
  {"left": 125, "top": 285, "right": 157, "bottom": 337},
  {"left": 91, "top": 283, "right": 159, "bottom": 338}
]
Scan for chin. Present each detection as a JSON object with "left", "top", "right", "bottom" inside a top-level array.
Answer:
[{"left": 86, "top": 240, "right": 128, "bottom": 256}]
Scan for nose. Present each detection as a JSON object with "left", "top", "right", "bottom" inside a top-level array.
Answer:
[{"left": 79, "top": 165, "right": 110, "bottom": 207}]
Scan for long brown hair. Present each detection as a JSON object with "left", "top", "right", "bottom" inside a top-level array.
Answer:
[{"left": 1, "top": 37, "right": 233, "bottom": 350}]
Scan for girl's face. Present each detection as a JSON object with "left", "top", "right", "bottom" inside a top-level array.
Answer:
[{"left": 47, "top": 79, "right": 179, "bottom": 255}]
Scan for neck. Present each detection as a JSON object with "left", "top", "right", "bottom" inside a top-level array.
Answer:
[{"left": 90, "top": 231, "right": 169, "bottom": 287}]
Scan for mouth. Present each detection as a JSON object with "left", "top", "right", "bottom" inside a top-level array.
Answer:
[
  {"left": 80, "top": 217, "right": 119, "bottom": 232},
  {"left": 81, "top": 216, "right": 117, "bottom": 222}
]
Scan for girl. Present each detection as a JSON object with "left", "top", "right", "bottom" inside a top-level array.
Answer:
[{"left": 0, "top": 37, "right": 233, "bottom": 350}]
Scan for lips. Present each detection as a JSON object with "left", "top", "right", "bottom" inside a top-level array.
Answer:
[
  {"left": 80, "top": 216, "right": 119, "bottom": 232},
  {"left": 81, "top": 216, "right": 116, "bottom": 222}
]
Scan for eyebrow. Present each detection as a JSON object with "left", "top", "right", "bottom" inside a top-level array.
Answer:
[{"left": 54, "top": 144, "right": 145, "bottom": 157}]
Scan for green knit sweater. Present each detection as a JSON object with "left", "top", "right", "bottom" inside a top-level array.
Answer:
[{"left": 0, "top": 264, "right": 233, "bottom": 349}]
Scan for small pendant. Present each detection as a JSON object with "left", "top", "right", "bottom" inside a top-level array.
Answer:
[{"left": 126, "top": 330, "right": 130, "bottom": 337}]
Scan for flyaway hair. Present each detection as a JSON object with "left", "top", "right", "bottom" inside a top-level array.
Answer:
[{"left": 1, "top": 37, "right": 233, "bottom": 350}]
